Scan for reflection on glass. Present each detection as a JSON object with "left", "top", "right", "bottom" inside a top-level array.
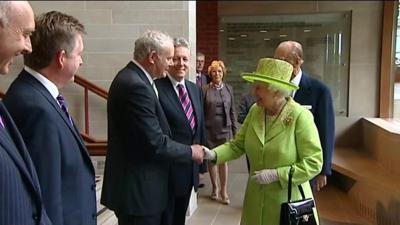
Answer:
[
  {"left": 219, "top": 12, "right": 351, "bottom": 116},
  {"left": 394, "top": 1, "right": 400, "bottom": 119}
]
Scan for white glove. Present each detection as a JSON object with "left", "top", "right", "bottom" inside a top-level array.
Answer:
[
  {"left": 203, "top": 146, "right": 216, "bottom": 160},
  {"left": 251, "top": 169, "right": 278, "bottom": 185}
]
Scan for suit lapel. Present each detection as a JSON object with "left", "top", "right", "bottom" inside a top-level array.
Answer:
[
  {"left": 265, "top": 98, "right": 294, "bottom": 143},
  {"left": 20, "top": 71, "right": 94, "bottom": 173},
  {"left": 185, "top": 81, "right": 200, "bottom": 135},
  {"left": 22, "top": 72, "right": 86, "bottom": 147},
  {"left": 127, "top": 61, "right": 158, "bottom": 100},
  {"left": 128, "top": 63, "right": 172, "bottom": 136},
  {"left": 251, "top": 106, "right": 265, "bottom": 145},
  {"left": 265, "top": 117, "right": 285, "bottom": 143},
  {"left": 162, "top": 78, "right": 186, "bottom": 118},
  {"left": 0, "top": 103, "right": 35, "bottom": 187},
  {"left": 294, "top": 73, "right": 311, "bottom": 102}
]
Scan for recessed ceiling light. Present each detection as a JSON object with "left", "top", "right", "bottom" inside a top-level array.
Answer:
[
  {"left": 304, "top": 29, "right": 311, "bottom": 32},
  {"left": 260, "top": 30, "right": 267, "bottom": 33},
  {"left": 264, "top": 38, "right": 271, "bottom": 41},
  {"left": 240, "top": 34, "right": 247, "bottom": 37},
  {"left": 228, "top": 37, "right": 236, "bottom": 41},
  {"left": 220, "top": 29, "right": 224, "bottom": 32},
  {"left": 279, "top": 34, "right": 287, "bottom": 37}
]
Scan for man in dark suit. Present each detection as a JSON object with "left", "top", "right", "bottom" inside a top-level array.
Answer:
[
  {"left": 274, "top": 40, "right": 335, "bottom": 191},
  {"left": 155, "top": 38, "right": 207, "bottom": 225},
  {"left": 0, "top": 2, "right": 52, "bottom": 225},
  {"left": 196, "top": 52, "right": 210, "bottom": 88},
  {"left": 101, "top": 31, "right": 204, "bottom": 225},
  {"left": 3, "top": 11, "right": 96, "bottom": 225},
  {"left": 195, "top": 51, "right": 209, "bottom": 188}
]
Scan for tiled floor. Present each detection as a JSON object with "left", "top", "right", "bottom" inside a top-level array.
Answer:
[
  {"left": 187, "top": 172, "right": 371, "bottom": 225},
  {"left": 96, "top": 159, "right": 371, "bottom": 225}
]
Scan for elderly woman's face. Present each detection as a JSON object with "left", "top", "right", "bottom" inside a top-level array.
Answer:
[
  {"left": 252, "top": 82, "right": 275, "bottom": 110},
  {"left": 210, "top": 66, "right": 224, "bottom": 84}
]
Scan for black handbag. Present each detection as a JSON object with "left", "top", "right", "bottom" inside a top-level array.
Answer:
[{"left": 280, "top": 167, "right": 317, "bottom": 225}]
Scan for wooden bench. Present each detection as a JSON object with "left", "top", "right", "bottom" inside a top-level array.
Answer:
[
  {"left": 332, "top": 147, "right": 400, "bottom": 195},
  {"left": 330, "top": 118, "right": 400, "bottom": 225}
]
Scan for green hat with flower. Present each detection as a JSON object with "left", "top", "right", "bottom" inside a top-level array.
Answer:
[{"left": 241, "top": 58, "right": 299, "bottom": 90}]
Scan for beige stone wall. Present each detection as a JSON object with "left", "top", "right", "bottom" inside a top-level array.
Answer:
[
  {"left": 2, "top": 1, "right": 196, "bottom": 140},
  {"left": 218, "top": 1, "right": 383, "bottom": 145}
]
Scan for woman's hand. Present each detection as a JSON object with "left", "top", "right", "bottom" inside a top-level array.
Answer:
[
  {"left": 251, "top": 169, "right": 278, "bottom": 184},
  {"left": 203, "top": 146, "right": 216, "bottom": 160}
]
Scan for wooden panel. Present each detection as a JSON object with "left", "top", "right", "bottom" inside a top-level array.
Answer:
[
  {"left": 379, "top": 1, "right": 396, "bottom": 118},
  {"left": 333, "top": 147, "right": 400, "bottom": 195}
]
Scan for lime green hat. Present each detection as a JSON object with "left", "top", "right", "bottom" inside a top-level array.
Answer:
[{"left": 242, "top": 58, "right": 299, "bottom": 90}]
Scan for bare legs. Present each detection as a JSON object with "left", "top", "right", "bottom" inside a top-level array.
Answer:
[{"left": 208, "top": 162, "right": 230, "bottom": 204}]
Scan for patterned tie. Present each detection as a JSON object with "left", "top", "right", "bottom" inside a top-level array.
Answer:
[
  {"left": 0, "top": 115, "right": 5, "bottom": 128},
  {"left": 56, "top": 94, "right": 73, "bottom": 126},
  {"left": 196, "top": 75, "right": 201, "bottom": 86},
  {"left": 177, "top": 84, "right": 196, "bottom": 133}
]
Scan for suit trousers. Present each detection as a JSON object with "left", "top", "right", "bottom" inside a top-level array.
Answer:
[
  {"left": 161, "top": 193, "right": 191, "bottom": 225},
  {"left": 117, "top": 213, "right": 162, "bottom": 225}
]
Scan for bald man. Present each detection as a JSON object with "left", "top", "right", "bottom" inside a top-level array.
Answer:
[
  {"left": 0, "top": 1, "right": 52, "bottom": 225},
  {"left": 274, "top": 40, "right": 335, "bottom": 191}
]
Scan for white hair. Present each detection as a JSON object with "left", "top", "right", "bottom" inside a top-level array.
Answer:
[
  {"left": 267, "top": 84, "right": 290, "bottom": 97},
  {"left": 0, "top": 1, "right": 12, "bottom": 26},
  {"left": 173, "top": 37, "right": 189, "bottom": 49},
  {"left": 134, "top": 30, "right": 173, "bottom": 61}
]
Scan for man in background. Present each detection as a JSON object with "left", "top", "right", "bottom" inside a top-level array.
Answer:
[
  {"left": 101, "top": 30, "right": 204, "bottom": 225},
  {"left": 3, "top": 11, "right": 96, "bottom": 225},
  {"left": 156, "top": 37, "right": 207, "bottom": 225},
  {"left": 0, "top": 2, "right": 52, "bottom": 225},
  {"left": 196, "top": 51, "right": 210, "bottom": 88},
  {"left": 274, "top": 40, "right": 335, "bottom": 191}
]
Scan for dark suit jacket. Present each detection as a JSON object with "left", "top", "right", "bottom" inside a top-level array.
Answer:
[
  {"left": 101, "top": 61, "right": 193, "bottom": 216},
  {"left": 237, "top": 90, "right": 256, "bottom": 124},
  {"left": 196, "top": 73, "right": 209, "bottom": 89},
  {"left": 294, "top": 72, "right": 335, "bottom": 176},
  {"left": 3, "top": 70, "right": 96, "bottom": 225},
  {"left": 155, "top": 77, "right": 207, "bottom": 196},
  {"left": 0, "top": 102, "right": 51, "bottom": 225}
]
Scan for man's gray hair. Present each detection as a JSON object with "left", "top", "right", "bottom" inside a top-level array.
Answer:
[
  {"left": 197, "top": 51, "right": 205, "bottom": 57},
  {"left": 134, "top": 30, "right": 173, "bottom": 61},
  {"left": 173, "top": 37, "right": 189, "bottom": 49},
  {"left": 0, "top": 1, "right": 12, "bottom": 26}
]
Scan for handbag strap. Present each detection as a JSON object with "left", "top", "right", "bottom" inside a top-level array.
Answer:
[{"left": 287, "top": 166, "right": 307, "bottom": 202}]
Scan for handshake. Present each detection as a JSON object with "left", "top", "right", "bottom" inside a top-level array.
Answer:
[{"left": 190, "top": 145, "right": 216, "bottom": 164}]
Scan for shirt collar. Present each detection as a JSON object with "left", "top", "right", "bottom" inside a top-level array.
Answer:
[
  {"left": 168, "top": 75, "right": 186, "bottom": 97},
  {"left": 132, "top": 59, "right": 154, "bottom": 85},
  {"left": 24, "top": 66, "right": 59, "bottom": 99},
  {"left": 290, "top": 69, "right": 302, "bottom": 86}
]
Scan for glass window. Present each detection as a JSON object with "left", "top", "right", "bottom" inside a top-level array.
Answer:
[
  {"left": 393, "top": 2, "right": 400, "bottom": 119},
  {"left": 219, "top": 12, "right": 351, "bottom": 116}
]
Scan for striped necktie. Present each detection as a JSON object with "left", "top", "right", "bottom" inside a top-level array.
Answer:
[
  {"left": 56, "top": 94, "right": 73, "bottom": 126},
  {"left": 177, "top": 84, "right": 196, "bottom": 133},
  {"left": 0, "top": 115, "right": 5, "bottom": 128}
]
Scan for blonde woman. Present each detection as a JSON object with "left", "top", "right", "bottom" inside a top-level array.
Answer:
[{"left": 202, "top": 60, "right": 237, "bottom": 205}]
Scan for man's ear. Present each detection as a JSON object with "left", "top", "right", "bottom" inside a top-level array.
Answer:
[
  {"left": 148, "top": 50, "right": 157, "bottom": 64},
  {"left": 294, "top": 56, "right": 304, "bottom": 67},
  {"left": 55, "top": 50, "right": 66, "bottom": 69}
]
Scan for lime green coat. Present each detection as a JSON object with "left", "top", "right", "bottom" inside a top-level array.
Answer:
[{"left": 214, "top": 98, "right": 323, "bottom": 225}]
